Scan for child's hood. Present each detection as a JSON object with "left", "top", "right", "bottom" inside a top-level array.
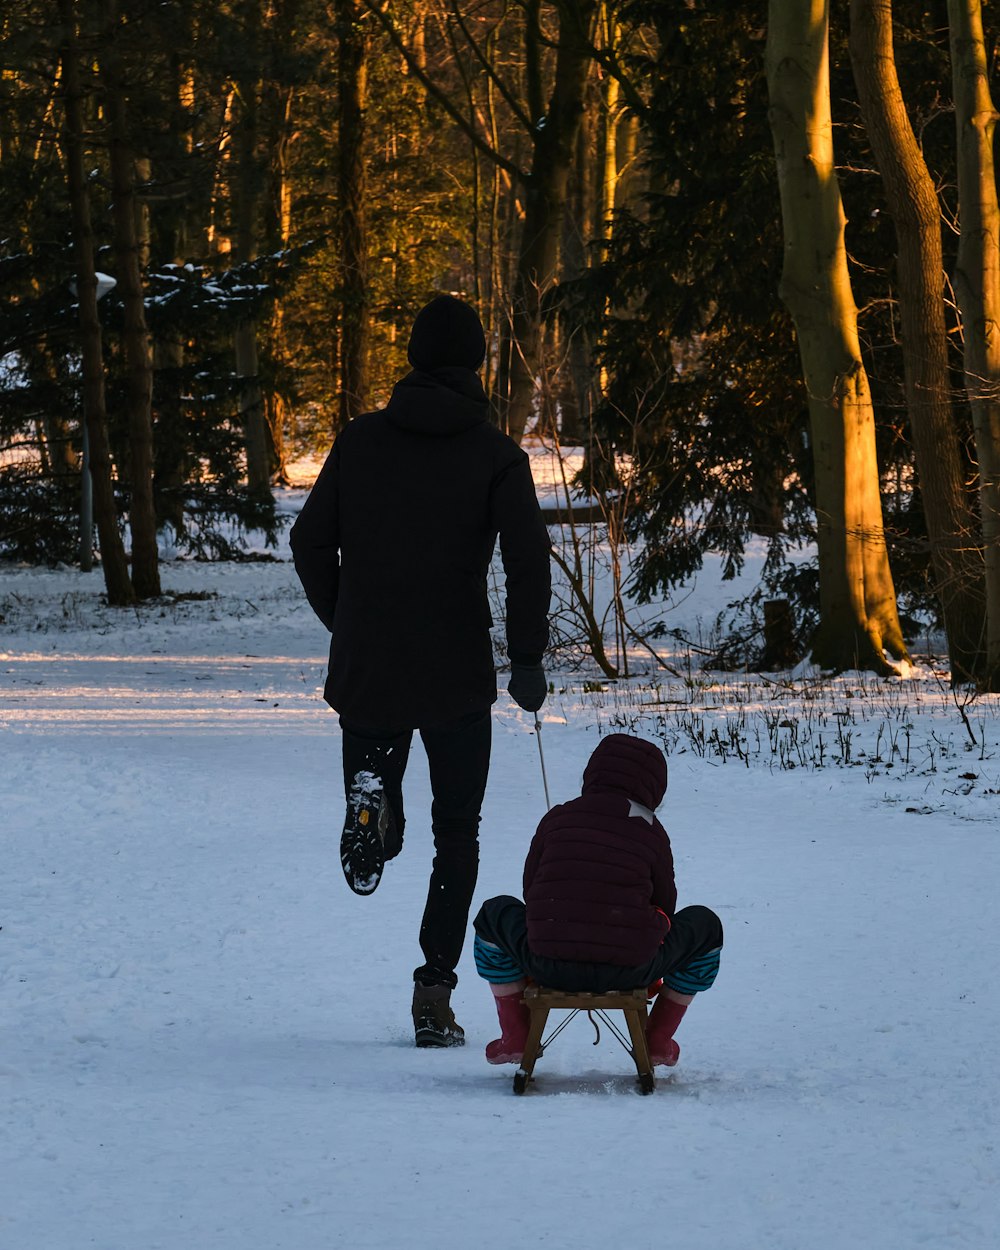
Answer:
[{"left": 581, "top": 733, "right": 668, "bottom": 811}]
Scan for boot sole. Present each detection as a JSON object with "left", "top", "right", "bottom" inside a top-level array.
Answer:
[
  {"left": 485, "top": 1050, "right": 523, "bottom": 1065},
  {"left": 414, "top": 1029, "right": 466, "bottom": 1048},
  {"left": 340, "top": 822, "right": 385, "bottom": 896}
]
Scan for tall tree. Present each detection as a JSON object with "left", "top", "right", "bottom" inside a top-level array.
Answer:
[
  {"left": 100, "top": 0, "right": 160, "bottom": 598},
  {"left": 335, "top": 0, "right": 371, "bottom": 425},
  {"left": 150, "top": 41, "right": 195, "bottom": 534},
  {"left": 767, "top": 0, "right": 908, "bottom": 673},
  {"left": 366, "top": 0, "right": 598, "bottom": 443},
  {"left": 849, "top": 0, "right": 984, "bottom": 681},
  {"left": 58, "top": 0, "right": 135, "bottom": 604},
  {"left": 577, "top": 4, "right": 812, "bottom": 604},
  {"left": 947, "top": 0, "right": 1000, "bottom": 689},
  {"left": 231, "top": 0, "right": 276, "bottom": 494},
  {"left": 261, "top": 53, "right": 297, "bottom": 481},
  {"left": 496, "top": 0, "right": 598, "bottom": 442}
]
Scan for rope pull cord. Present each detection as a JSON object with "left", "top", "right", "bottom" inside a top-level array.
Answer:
[
  {"left": 587, "top": 1010, "right": 601, "bottom": 1046},
  {"left": 534, "top": 713, "right": 552, "bottom": 810}
]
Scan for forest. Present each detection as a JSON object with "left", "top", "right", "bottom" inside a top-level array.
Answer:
[{"left": 3, "top": 0, "right": 1000, "bottom": 686}]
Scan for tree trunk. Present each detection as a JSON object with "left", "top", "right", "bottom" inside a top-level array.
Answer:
[
  {"left": 153, "top": 330, "right": 187, "bottom": 534},
  {"left": 58, "top": 0, "right": 134, "bottom": 605},
  {"left": 152, "top": 51, "right": 193, "bottom": 536},
  {"left": 598, "top": 8, "right": 620, "bottom": 238},
  {"left": 947, "top": 0, "right": 1000, "bottom": 689},
  {"left": 101, "top": 0, "right": 160, "bottom": 599},
  {"left": 235, "top": 320, "right": 270, "bottom": 495},
  {"left": 762, "top": 599, "right": 800, "bottom": 669},
  {"left": 232, "top": 4, "right": 272, "bottom": 496},
  {"left": 850, "top": 0, "right": 985, "bottom": 682},
  {"left": 615, "top": 112, "right": 640, "bottom": 212},
  {"left": 766, "top": 0, "right": 908, "bottom": 674},
  {"left": 559, "top": 121, "right": 591, "bottom": 445},
  {"left": 263, "top": 80, "right": 295, "bottom": 485},
  {"left": 29, "top": 342, "right": 77, "bottom": 476},
  {"left": 498, "top": 0, "right": 597, "bottom": 444},
  {"left": 336, "top": 0, "right": 370, "bottom": 427}
]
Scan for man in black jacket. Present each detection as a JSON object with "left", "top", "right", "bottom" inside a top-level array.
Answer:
[{"left": 290, "top": 295, "right": 551, "bottom": 1048}]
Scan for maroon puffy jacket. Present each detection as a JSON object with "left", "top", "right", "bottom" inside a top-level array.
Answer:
[{"left": 523, "top": 734, "right": 676, "bottom": 966}]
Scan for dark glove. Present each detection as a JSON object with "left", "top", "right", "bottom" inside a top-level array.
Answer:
[{"left": 507, "top": 662, "right": 547, "bottom": 712}]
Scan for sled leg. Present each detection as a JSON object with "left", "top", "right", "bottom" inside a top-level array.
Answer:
[
  {"left": 513, "top": 1004, "right": 549, "bottom": 1095},
  {"left": 624, "top": 1005, "right": 656, "bottom": 1094}
]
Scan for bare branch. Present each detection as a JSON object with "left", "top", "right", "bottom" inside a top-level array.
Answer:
[
  {"left": 568, "top": 4, "right": 648, "bottom": 117},
  {"left": 361, "top": 0, "right": 527, "bottom": 184},
  {"left": 444, "top": 1, "right": 534, "bottom": 134}
]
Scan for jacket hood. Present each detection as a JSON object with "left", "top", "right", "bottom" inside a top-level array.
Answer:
[
  {"left": 385, "top": 368, "right": 489, "bottom": 436},
  {"left": 581, "top": 734, "right": 668, "bottom": 811}
]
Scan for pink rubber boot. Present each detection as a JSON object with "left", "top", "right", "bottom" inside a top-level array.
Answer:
[
  {"left": 485, "top": 983, "right": 531, "bottom": 1065},
  {"left": 646, "top": 992, "right": 688, "bottom": 1067}
]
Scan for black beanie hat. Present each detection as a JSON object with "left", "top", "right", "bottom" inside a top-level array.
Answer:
[{"left": 406, "top": 295, "right": 487, "bottom": 371}]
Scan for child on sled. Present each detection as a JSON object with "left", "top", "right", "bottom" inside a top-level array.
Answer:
[{"left": 473, "top": 733, "right": 722, "bottom": 1067}]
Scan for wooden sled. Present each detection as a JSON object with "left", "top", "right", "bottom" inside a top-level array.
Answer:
[{"left": 512, "top": 986, "right": 656, "bottom": 1095}]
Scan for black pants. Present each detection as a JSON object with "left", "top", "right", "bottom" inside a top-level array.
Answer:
[
  {"left": 340, "top": 710, "right": 492, "bottom": 990},
  {"left": 474, "top": 894, "right": 723, "bottom": 993}
]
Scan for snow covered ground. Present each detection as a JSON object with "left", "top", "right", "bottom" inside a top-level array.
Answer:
[{"left": 3, "top": 476, "right": 1000, "bottom": 1249}]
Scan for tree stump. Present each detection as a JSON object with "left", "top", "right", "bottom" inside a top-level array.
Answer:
[{"left": 761, "top": 598, "right": 799, "bottom": 670}]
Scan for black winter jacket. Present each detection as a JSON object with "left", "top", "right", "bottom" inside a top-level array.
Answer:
[{"left": 289, "top": 368, "right": 551, "bottom": 728}]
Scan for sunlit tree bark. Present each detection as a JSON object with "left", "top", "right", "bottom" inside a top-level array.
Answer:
[
  {"left": 849, "top": 0, "right": 985, "bottom": 682},
  {"left": 335, "top": 0, "right": 370, "bottom": 426},
  {"left": 767, "top": 0, "right": 908, "bottom": 674},
  {"left": 263, "top": 76, "right": 295, "bottom": 483}
]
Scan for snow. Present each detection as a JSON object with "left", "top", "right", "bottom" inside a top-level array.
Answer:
[
  {"left": 1, "top": 352, "right": 28, "bottom": 388},
  {"left": 3, "top": 467, "right": 1000, "bottom": 1249}
]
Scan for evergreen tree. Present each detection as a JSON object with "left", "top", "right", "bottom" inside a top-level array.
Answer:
[{"left": 571, "top": 3, "right": 812, "bottom": 601}]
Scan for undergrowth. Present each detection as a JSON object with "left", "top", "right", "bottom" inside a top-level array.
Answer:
[{"left": 551, "top": 664, "right": 998, "bottom": 793}]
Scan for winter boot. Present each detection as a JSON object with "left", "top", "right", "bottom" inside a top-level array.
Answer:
[
  {"left": 340, "top": 774, "right": 395, "bottom": 896},
  {"left": 485, "top": 987, "right": 531, "bottom": 1065},
  {"left": 646, "top": 993, "right": 688, "bottom": 1068},
  {"left": 412, "top": 983, "right": 466, "bottom": 1048}
]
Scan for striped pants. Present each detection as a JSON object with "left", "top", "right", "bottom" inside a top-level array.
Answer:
[{"left": 473, "top": 895, "right": 722, "bottom": 995}]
